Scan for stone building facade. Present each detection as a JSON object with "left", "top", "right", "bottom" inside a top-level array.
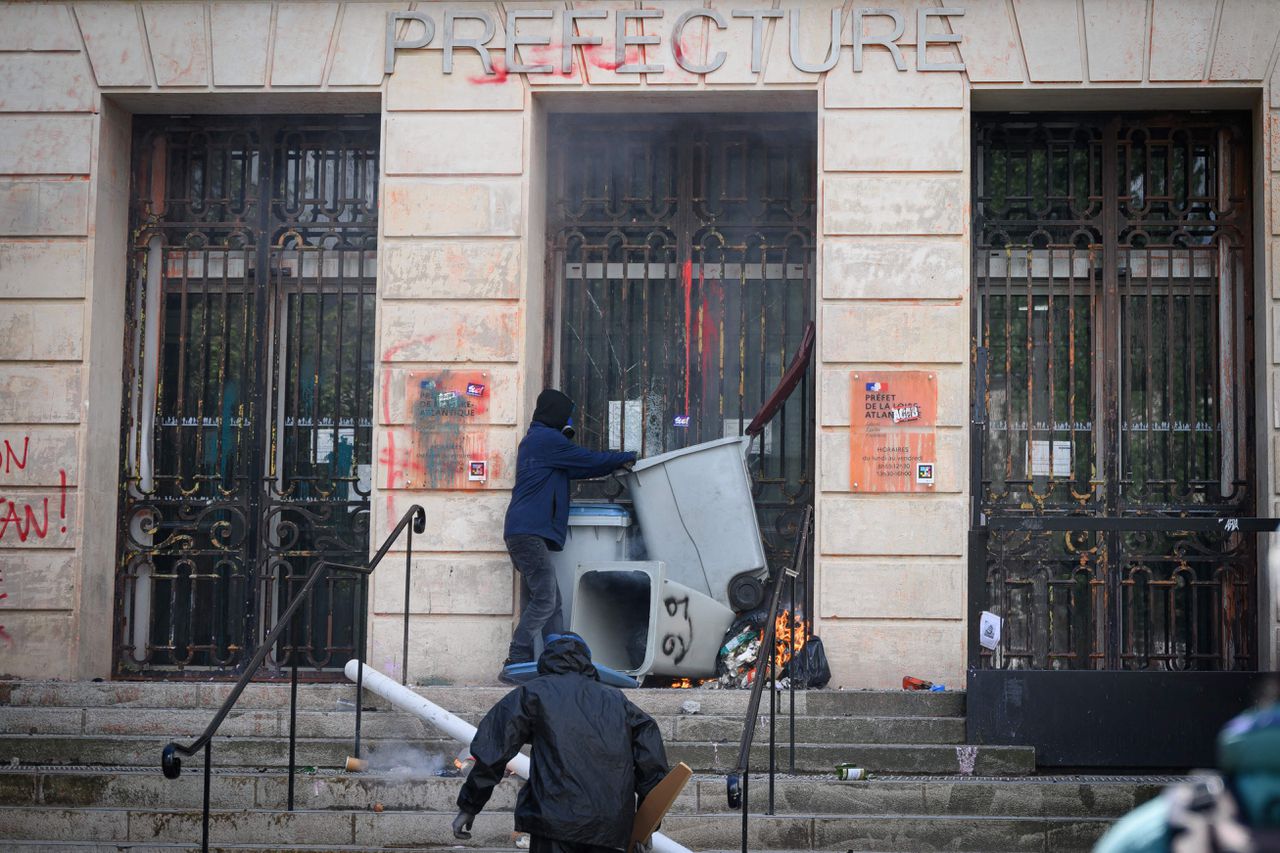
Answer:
[{"left": 1, "top": 0, "right": 1279, "bottom": 690}]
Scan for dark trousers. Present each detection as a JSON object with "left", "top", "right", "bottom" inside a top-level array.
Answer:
[
  {"left": 506, "top": 534, "right": 564, "bottom": 662},
  {"left": 529, "top": 836, "right": 621, "bottom": 853}
]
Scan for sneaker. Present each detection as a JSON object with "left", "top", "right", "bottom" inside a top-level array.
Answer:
[{"left": 498, "top": 657, "right": 532, "bottom": 685}]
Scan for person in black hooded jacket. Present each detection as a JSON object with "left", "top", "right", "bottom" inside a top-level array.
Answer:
[
  {"left": 501, "top": 389, "right": 636, "bottom": 679},
  {"left": 453, "top": 633, "right": 670, "bottom": 853}
]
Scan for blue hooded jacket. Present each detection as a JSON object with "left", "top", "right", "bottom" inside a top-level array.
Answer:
[{"left": 503, "top": 422, "right": 635, "bottom": 550}]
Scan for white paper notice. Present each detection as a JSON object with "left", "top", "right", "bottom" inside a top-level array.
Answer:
[
  {"left": 979, "top": 611, "right": 1002, "bottom": 651},
  {"left": 1029, "top": 440, "right": 1051, "bottom": 477},
  {"left": 1051, "top": 441, "right": 1072, "bottom": 478}
]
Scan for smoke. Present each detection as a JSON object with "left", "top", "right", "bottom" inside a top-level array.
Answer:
[{"left": 367, "top": 742, "right": 449, "bottom": 779}]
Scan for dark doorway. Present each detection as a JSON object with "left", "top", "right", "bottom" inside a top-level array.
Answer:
[
  {"left": 545, "top": 113, "right": 816, "bottom": 583},
  {"left": 114, "top": 115, "right": 379, "bottom": 678},
  {"left": 971, "top": 113, "right": 1256, "bottom": 672}
]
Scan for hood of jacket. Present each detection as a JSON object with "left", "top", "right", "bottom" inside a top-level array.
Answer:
[{"left": 537, "top": 633, "right": 599, "bottom": 679}]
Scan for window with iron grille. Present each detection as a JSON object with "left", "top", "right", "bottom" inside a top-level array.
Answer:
[
  {"left": 545, "top": 113, "right": 816, "bottom": 594},
  {"left": 971, "top": 113, "right": 1255, "bottom": 672},
  {"left": 115, "top": 115, "right": 379, "bottom": 678}
]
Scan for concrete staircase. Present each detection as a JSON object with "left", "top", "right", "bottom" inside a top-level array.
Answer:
[{"left": 0, "top": 680, "right": 1166, "bottom": 852}]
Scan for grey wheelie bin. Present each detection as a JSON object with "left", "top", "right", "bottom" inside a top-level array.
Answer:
[
  {"left": 547, "top": 502, "right": 640, "bottom": 628},
  {"left": 622, "top": 435, "right": 767, "bottom": 610}
]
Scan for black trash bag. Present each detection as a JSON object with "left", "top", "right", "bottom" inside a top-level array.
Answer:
[{"left": 781, "top": 635, "right": 831, "bottom": 689}]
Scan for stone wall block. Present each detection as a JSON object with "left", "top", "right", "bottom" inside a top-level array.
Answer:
[
  {"left": 74, "top": 3, "right": 153, "bottom": 87},
  {"left": 0, "top": 612, "right": 74, "bottom": 679},
  {"left": 821, "top": 365, "right": 967, "bottom": 428},
  {"left": 382, "top": 179, "right": 522, "bottom": 237},
  {"left": 372, "top": 555, "right": 514, "bottom": 615},
  {"left": 820, "top": 558, "right": 964, "bottom": 619},
  {"left": 370, "top": 615, "right": 509, "bottom": 684},
  {"left": 0, "top": 553, "right": 77, "bottom": 611},
  {"left": 381, "top": 239, "right": 522, "bottom": 299},
  {"left": 822, "top": 303, "right": 967, "bottom": 363},
  {"left": 378, "top": 365, "right": 519, "bottom": 426},
  {"left": 825, "top": 47, "right": 964, "bottom": 108},
  {"left": 823, "top": 238, "right": 967, "bottom": 300},
  {"left": 0, "top": 241, "right": 86, "bottom": 300},
  {"left": 817, "top": 619, "right": 963, "bottom": 688},
  {"left": 210, "top": 2, "right": 272, "bottom": 87},
  {"left": 0, "top": 365, "right": 81, "bottom": 424},
  {"left": 1082, "top": 0, "right": 1146, "bottom": 81},
  {"left": 0, "top": 181, "right": 90, "bottom": 237},
  {"left": 0, "top": 429, "right": 79, "bottom": 487},
  {"left": 271, "top": 3, "right": 338, "bottom": 86},
  {"left": 386, "top": 49, "right": 525, "bottom": 111},
  {"left": 142, "top": 3, "right": 210, "bottom": 86},
  {"left": 385, "top": 113, "right": 525, "bottom": 176},
  {"left": 1149, "top": 0, "right": 1216, "bottom": 81},
  {"left": 0, "top": 54, "right": 95, "bottom": 112},
  {"left": 0, "top": 4, "right": 81, "bottom": 50},
  {"left": 375, "top": 491, "right": 511, "bottom": 552},
  {"left": 380, "top": 301, "right": 520, "bottom": 363},
  {"left": 820, "top": 427, "right": 964, "bottom": 493},
  {"left": 0, "top": 302, "right": 84, "bottom": 360},
  {"left": 328, "top": 2, "right": 410, "bottom": 86},
  {"left": 1210, "top": 0, "right": 1280, "bottom": 81},
  {"left": 823, "top": 175, "right": 964, "bottom": 236},
  {"left": 380, "top": 424, "right": 517, "bottom": 490},
  {"left": 0, "top": 116, "right": 94, "bottom": 175},
  {"left": 823, "top": 110, "right": 965, "bottom": 173},
  {"left": 821, "top": 495, "right": 967, "bottom": 555},
  {"left": 1011, "top": 0, "right": 1083, "bottom": 82},
  {"left": 949, "top": 0, "right": 1025, "bottom": 83}
]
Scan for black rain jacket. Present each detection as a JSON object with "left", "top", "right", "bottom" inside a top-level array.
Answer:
[{"left": 457, "top": 636, "right": 670, "bottom": 849}]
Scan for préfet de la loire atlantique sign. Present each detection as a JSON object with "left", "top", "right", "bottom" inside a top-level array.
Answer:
[{"left": 384, "top": 7, "right": 965, "bottom": 76}]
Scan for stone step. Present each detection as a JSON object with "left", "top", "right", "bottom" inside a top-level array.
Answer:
[
  {"left": 0, "top": 805, "right": 1113, "bottom": 852},
  {"left": 0, "top": 768, "right": 1166, "bottom": 819},
  {"left": 0, "top": 705, "right": 966, "bottom": 745},
  {"left": 0, "top": 682, "right": 965, "bottom": 718},
  {"left": 0, "top": 735, "right": 1035, "bottom": 776}
]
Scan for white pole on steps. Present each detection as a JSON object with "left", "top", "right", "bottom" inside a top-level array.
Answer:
[{"left": 343, "top": 660, "right": 694, "bottom": 853}]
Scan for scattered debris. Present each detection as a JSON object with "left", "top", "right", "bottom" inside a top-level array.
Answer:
[
  {"left": 372, "top": 802, "right": 384, "bottom": 813},
  {"left": 345, "top": 756, "right": 368, "bottom": 773},
  {"left": 902, "top": 676, "right": 933, "bottom": 691},
  {"left": 515, "top": 834, "right": 531, "bottom": 850},
  {"left": 8, "top": 757, "right": 17, "bottom": 768},
  {"left": 835, "top": 764, "right": 868, "bottom": 781},
  {"left": 679, "top": 700, "right": 701, "bottom": 715},
  {"left": 956, "top": 745, "right": 978, "bottom": 776}
]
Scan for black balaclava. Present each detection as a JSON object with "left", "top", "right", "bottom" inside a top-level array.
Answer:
[{"left": 532, "top": 389, "right": 575, "bottom": 433}]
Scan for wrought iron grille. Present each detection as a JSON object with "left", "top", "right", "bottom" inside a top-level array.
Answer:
[
  {"left": 115, "top": 115, "right": 379, "bottom": 677},
  {"left": 972, "top": 113, "right": 1255, "bottom": 671},
  {"left": 546, "top": 113, "right": 816, "bottom": 585}
]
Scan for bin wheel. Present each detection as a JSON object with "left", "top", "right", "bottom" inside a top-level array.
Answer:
[{"left": 728, "top": 575, "right": 764, "bottom": 611}]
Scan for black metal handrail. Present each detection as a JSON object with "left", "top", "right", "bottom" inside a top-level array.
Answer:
[
  {"left": 161, "top": 504, "right": 426, "bottom": 853},
  {"left": 726, "top": 504, "right": 813, "bottom": 853}
]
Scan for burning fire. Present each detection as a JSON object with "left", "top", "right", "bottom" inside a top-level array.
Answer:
[
  {"left": 773, "top": 610, "right": 808, "bottom": 670},
  {"left": 673, "top": 678, "right": 693, "bottom": 689}
]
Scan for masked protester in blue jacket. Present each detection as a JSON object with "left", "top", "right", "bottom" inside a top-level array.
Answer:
[{"left": 500, "top": 390, "right": 636, "bottom": 680}]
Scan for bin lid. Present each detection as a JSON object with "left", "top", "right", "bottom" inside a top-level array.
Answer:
[
  {"left": 567, "top": 502, "right": 632, "bottom": 527},
  {"left": 629, "top": 435, "right": 750, "bottom": 473}
]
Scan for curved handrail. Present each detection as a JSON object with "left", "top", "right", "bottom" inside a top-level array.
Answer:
[{"left": 161, "top": 503, "right": 426, "bottom": 779}]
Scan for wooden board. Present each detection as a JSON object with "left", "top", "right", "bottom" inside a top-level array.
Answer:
[{"left": 630, "top": 762, "right": 693, "bottom": 852}]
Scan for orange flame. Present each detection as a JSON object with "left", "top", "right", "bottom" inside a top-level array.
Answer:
[{"left": 773, "top": 610, "right": 808, "bottom": 670}]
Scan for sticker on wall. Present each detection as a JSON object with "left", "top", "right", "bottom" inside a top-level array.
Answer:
[
  {"left": 979, "top": 611, "right": 1003, "bottom": 651},
  {"left": 915, "top": 462, "right": 935, "bottom": 485},
  {"left": 673, "top": 415, "right": 690, "bottom": 428},
  {"left": 403, "top": 370, "right": 491, "bottom": 489},
  {"left": 465, "top": 383, "right": 486, "bottom": 397},
  {"left": 468, "top": 460, "right": 488, "bottom": 482}
]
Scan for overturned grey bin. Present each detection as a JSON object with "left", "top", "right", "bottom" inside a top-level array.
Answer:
[
  {"left": 623, "top": 436, "right": 768, "bottom": 610},
  {"left": 548, "top": 503, "right": 639, "bottom": 629},
  {"left": 570, "top": 561, "right": 735, "bottom": 679}
]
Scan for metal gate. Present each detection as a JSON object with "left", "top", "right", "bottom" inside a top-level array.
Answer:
[
  {"left": 545, "top": 113, "right": 816, "bottom": 580},
  {"left": 114, "top": 115, "right": 379, "bottom": 677},
  {"left": 971, "top": 113, "right": 1255, "bottom": 671}
]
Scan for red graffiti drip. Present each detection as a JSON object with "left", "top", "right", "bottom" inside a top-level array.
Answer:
[
  {"left": 58, "top": 468, "right": 66, "bottom": 533},
  {"left": 469, "top": 58, "right": 511, "bottom": 85},
  {"left": 0, "top": 626, "right": 12, "bottom": 647}
]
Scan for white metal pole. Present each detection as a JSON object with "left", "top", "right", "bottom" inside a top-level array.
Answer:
[{"left": 344, "top": 660, "right": 692, "bottom": 853}]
